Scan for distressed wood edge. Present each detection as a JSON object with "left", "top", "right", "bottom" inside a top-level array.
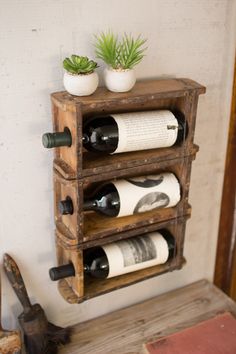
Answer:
[
  {"left": 53, "top": 144, "right": 199, "bottom": 181},
  {"left": 55, "top": 209, "right": 192, "bottom": 250},
  {"left": 58, "top": 257, "right": 187, "bottom": 304},
  {"left": 51, "top": 78, "right": 206, "bottom": 112}
]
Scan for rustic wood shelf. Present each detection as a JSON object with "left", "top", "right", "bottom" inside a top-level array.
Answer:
[
  {"left": 51, "top": 78, "right": 205, "bottom": 180},
  {"left": 54, "top": 147, "right": 197, "bottom": 244},
  {"left": 56, "top": 214, "right": 190, "bottom": 303},
  {"left": 47, "top": 78, "right": 205, "bottom": 303}
]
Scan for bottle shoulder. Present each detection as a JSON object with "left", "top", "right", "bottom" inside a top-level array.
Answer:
[{"left": 83, "top": 115, "right": 116, "bottom": 128}]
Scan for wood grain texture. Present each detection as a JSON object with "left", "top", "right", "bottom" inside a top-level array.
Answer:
[
  {"left": 51, "top": 78, "right": 205, "bottom": 113},
  {"left": 58, "top": 280, "right": 236, "bottom": 354},
  {"left": 214, "top": 57, "right": 236, "bottom": 297},
  {"left": 55, "top": 208, "right": 191, "bottom": 249},
  {"left": 54, "top": 144, "right": 198, "bottom": 181}
]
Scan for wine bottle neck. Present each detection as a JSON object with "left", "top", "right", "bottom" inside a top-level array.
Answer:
[
  {"left": 82, "top": 132, "right": 113, "bottom": 144},
  {"left": 83, "top": 199, "right": 98, "bottom": 211},
  {"left": 49, "top": 263, "right": 91, "bottom": 280}
]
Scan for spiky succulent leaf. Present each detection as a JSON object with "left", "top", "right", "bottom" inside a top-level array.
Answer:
[
  {"left": 119, "top": 34, "right": 147, "bottom": 69},
  {"left": 94, "top": 32, "right": 147, "bottom": 70},
  {"left": 63, "top": 55, "right": 98, "bottom": 74},
  {"left": 94, "top": 31, "right": 119, "bottom": 69}
]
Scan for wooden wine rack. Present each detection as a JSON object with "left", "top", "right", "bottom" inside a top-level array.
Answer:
[{"left": 49, "top": 78, "right": 205, "bottom": 303}]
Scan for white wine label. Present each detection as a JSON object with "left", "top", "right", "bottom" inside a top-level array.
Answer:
[
  {"left": 113, "top": 173, "right": 181, "bottom": 218},
  {"left": 112, "top": 110, "right": 178, "bottom": 154},
  {"left": 102, "top": 232, "right": 169, "bottom": 278}
]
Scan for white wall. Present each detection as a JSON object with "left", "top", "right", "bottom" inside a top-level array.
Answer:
[{"left": 1, "top": 0, "right": 236, "bottom": 329}]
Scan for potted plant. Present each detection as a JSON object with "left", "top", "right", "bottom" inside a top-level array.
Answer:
[
  {"left": 94, "top": 32, "right": 147, "bottom": 92},
  {"left": 63, "top": 55, "right": 99, "bottom": 96}
]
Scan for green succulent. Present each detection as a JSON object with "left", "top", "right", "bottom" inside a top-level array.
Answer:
[
  {"left": 63, "top": 55, "right": 98, "bottom": 75},
  {"left": 94, "top": 31, "right": 147, "bottom": 70}
]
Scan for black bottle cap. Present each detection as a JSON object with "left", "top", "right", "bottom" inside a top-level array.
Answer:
[
  {"left": 49, "top": 264, "right": 75, "bottom": 281},
  {"left": 42, "top": 128, "right": 72, "bottom": 148},
  {"left": 59, "top": 198, "right": 74, "bottom": 215},
  {"left": 42, "top": 133, "right": 54, "bottom": 148}
]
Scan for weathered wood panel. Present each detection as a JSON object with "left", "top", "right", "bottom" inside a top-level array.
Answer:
[
  {"left": 58, "top": 280, "right": 236, "bottom": 354},
  {"left": 51, "top": 78, "right": 205, "bottom": 113}
]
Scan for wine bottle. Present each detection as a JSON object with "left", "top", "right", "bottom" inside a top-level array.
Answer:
[
  {"left": 83, "top": 110, "right": 185, "bottom": 154},
  {"left": 59, "top": 172, "right": 181, "bottom": 218},
  {"left": 49, "top": 231, "right": 175, "bottom": 281},
  {"left": 42, "top": 110, "right": 186, "bottom": 153}
]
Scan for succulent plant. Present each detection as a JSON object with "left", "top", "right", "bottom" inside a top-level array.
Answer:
[
  {"left": 63, "top": 55, "right": 98, "bottom": 75},
  {"left": 94, "top": 31, "right": 147, "bottom": 70}
]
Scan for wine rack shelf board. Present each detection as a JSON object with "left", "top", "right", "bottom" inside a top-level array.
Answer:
[
  {"left": 51, "top": 78, "right": 205, "bottom": 180},
  {"left": 55, "top": 215, "right": 188, "bottom": 303},
  {"left": 51, "top": 78, "right": 205, "bottom": 113},
  {"left": 54, "top": 144, "right": 198, "bottom": 185},
  {"left": 54, "top": 143, "right": 199, "bottom": 181},
  {"left": 54, "top": 151, "right": 196, "bottom": 244},
  {"left": 55, "top": 204, "right": 191, "bottom": 250}
]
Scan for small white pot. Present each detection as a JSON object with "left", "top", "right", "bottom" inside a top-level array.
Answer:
[
  {"left": 63, "top": 71, "right": 99, "bottom": 96},
  {"left": 104, "top": 68, "right": 136, "bottom": 93}
]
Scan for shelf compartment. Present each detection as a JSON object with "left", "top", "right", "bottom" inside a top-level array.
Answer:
[
  {"left": 54, "top": 148, "right": 197, "bottom": 245},
  {"left": 51, "top": 78, "right": 205, "bottom": 180},
  {"left": 55, "top": 214, "right": 189, "bottom": 304}
]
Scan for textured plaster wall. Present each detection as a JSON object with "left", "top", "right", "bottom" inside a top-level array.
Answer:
[{"left": 1, "top": 0, "right": 236, "bottom": 328}]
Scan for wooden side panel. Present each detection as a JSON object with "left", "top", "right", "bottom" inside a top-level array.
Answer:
[
  {"left": 53, "top": 173, "right": 83, "bottom": 241},
  {"left": 56, "top": 235, "right": 84, "bottom": 299},
  {"left": 52, "top": 101, "right": 82, "bottom": 178}
]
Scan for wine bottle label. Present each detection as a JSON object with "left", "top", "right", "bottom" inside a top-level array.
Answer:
[
  {"left": 113, "top": 173, "right": 180, "bottom": 217},
  {"left": 111, "top": 110, "right": 178, "bottom": 154},
  {"left": 102, "top": 232, "right": 169, "bottom": 278}
]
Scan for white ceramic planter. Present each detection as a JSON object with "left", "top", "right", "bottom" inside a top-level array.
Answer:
[
  {"left": 63, "top": 71, "right": 99, "bottom": 96},
  {"left": 104, "top": 68, "right": 136, "bottom": 93}
]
